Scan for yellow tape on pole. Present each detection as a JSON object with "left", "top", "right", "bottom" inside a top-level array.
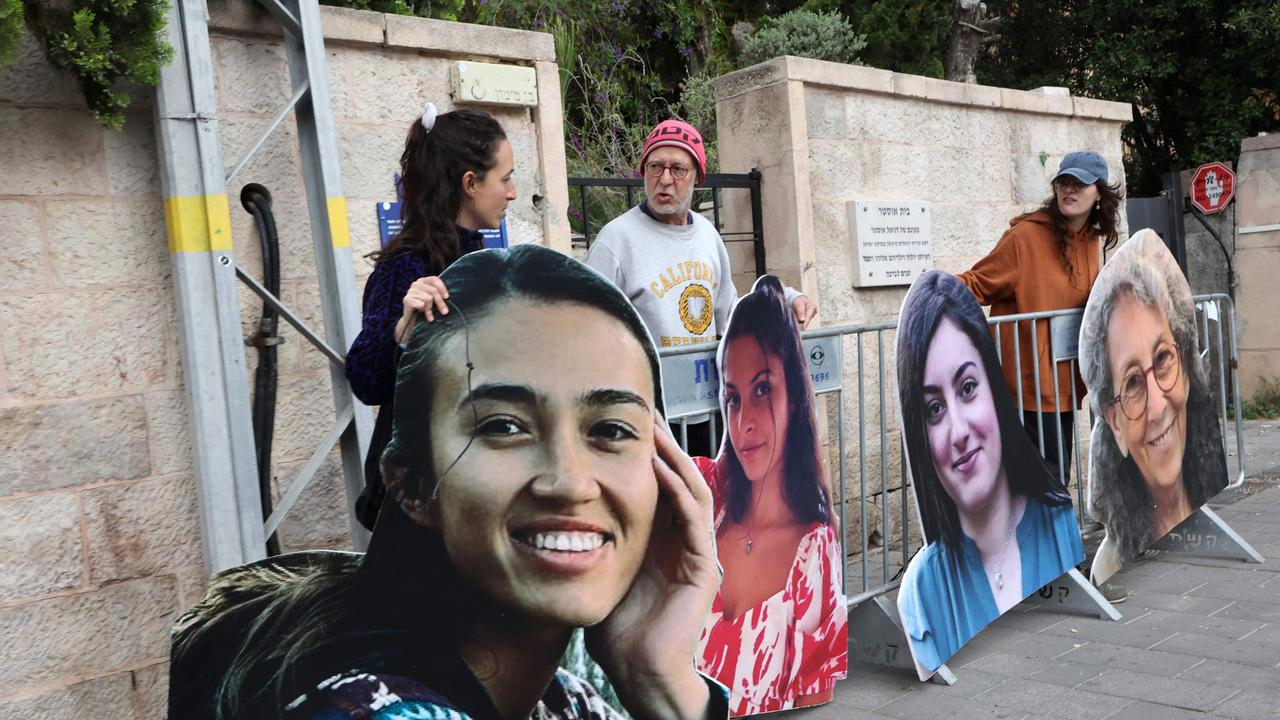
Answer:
[
  {"left": 164, "top": 194, "right": 234, "bottom": 253},
  {"left": 327, "top": 196, "right": 351, "bottom": 249}
]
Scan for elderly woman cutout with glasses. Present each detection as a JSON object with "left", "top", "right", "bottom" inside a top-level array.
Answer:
[{"left": 1078, "top": 230, "right": 1228, "bottom": 584}]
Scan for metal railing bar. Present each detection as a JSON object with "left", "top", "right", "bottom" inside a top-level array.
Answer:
[
  {"left": 264, "top": 405, "right": 353, "bottom": 536},
  {"left": 225, "top": 79, "right": 310, "bottom": 185},
  {"left": 235, "top": 265, "right": 344, "bottom": 367}
]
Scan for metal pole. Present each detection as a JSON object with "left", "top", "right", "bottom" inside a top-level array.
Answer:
[
  {"left": 280, "top": 0, "right": 373, "bottom": 549},
  {"left": 749, "top": 168, "right": 766, "bottom": 277},
  {"left": 154, "top": 0, "right": 266, "bottom": 571}
]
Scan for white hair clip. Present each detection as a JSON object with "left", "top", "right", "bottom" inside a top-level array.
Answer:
[{"left": 420, "top": 102, "right": 438, "bottom": 132}]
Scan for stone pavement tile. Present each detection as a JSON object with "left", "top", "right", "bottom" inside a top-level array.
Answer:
[
  {"left": 824, "top": 668, "right": 917, "bottom": 711},
  {"left": 1176, "top": 658, "right": 1280, "bottom": 692},
  {"left": 783, "top": 693, "right": 900, "bottom": 720},
  {"left": 1114, "top": 557, "right": 1178, "bottom": 578},
  {"left": 1184, "top": 578, "right": 1278, "bottom": 604},
  {"left": 1077, "top": 667, "right": 1238, "bottom": 711},
  {"left": 1152, "top": 630, "right": 1280, "bottom": 668},
  {"left": 961, "top": 652, "right": 1048, "bottom": 679},
  {"left": 871, "top": 688, "right": 1029, "bottom": 720},
  {"left": 1026, "top": 660, "right": 1111, "bottom": 689},
  {"left": 1102, "top": 699, "right": 1220, "bottom": 720},
  {"left": 1056, "top": 640, "right": 1203, "bottom": 676},
  {"left": 959, "top": 627, "right": 1089, "bottom": 661},
  {"left": 1211, "top": 600, "right": 1280, "bottom": 624},
  {"left": 990, "top": 607, "right": 1070, "bottom": 634},
  {"left": 1121, "top": 589, "right": 1236, "bottom": 616},
  {"left": 1133, "top": 564, "right": 1270, "bottom": 597},
  {"left": 1127, "top": 608, "right": 1267, "bottom": 640},
  {"left": 971, "top": 677, "right": 1130, "bottom": 718},
  {"left": 1038, "top": 611, "right": 1180, "bottom": 649},
  {"left": 1209, "top": 687, "right": 1280, "bottom": 719}
]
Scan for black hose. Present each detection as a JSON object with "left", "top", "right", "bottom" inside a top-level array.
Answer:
[{"left": 241, "top": 183, "right": 283, "bottom": 557}]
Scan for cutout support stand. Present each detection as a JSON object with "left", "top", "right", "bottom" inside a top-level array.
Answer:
[
  {"left": 1151, "top": 506, "right": 1265, "bottom": 563},
  {"left": 847, "top": 594, "right": 958, "bottom": 686},
  {"left": 1023, "top": 567, "right": 1122, "bottom": 621}
]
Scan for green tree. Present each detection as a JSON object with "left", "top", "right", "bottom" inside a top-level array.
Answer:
[
  {"left": 3, "top": 0, "right": 172, "bottom": 129},
  {"left": 845, "top": 0, "right": 949, "bottom": 78},
  {"left": 981, "top": 0, "right": 1280, "bottom": 195}
]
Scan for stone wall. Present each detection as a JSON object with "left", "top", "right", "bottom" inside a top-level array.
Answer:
[
  {"left": 1235, "top": 133, "right": 1280, "bottom": 400},
  {"left": 713, "top": 57, "right": 1130, "bottom": 558},
  {"left": 0, "top": 5, "right": 565, "bottom": 715}
]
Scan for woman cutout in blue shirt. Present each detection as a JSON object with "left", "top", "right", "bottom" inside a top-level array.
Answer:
[{"left": 894, "top": 271, "right": 1084, "bottom": 679}]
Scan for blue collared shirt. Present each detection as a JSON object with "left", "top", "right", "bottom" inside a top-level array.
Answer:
[{"left": 897, "top": 495, "right": 1084, "bottom": 674}]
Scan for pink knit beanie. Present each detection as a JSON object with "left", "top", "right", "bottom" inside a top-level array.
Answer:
[{"left": 641, "top": 120, "right": 706, "bottom": 182}]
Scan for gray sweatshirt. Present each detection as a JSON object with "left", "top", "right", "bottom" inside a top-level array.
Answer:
[{"left": 585, "top": 204, "right": 800, "bottom": 349}]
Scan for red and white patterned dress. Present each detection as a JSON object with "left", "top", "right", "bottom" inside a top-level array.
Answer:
[{"left": 692, "top": 457, "right": 848, "bottom": 716}]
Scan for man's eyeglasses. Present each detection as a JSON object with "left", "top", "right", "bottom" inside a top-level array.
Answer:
[
  {"left": 1110, "top": 342, "right": 1181, "bottom": 421},
  {"left": 644, "top": 162, "right": 691, "bottom": 181}
]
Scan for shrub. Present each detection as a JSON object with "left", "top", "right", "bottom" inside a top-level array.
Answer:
[
  {"left": 737, "top": 9, "right": 867, "bottom": 68},
  {"left": 1237, "top": 376, "right": 1280, "bottom": 420}
]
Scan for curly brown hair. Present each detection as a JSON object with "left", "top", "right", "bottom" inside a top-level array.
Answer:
[{"left": 1015, "top": 179, "right": 1124, "bottom": 284}]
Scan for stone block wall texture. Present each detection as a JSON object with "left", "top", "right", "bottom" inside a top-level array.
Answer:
[
  {"left": 0, "top": 4, "right": 565, "bottom": 714},
  {"left": 713, "top": 57, "right": 1128, "bottom": 561},
  {"left": 1234, "top": 133, "right": 1280, "bottom": 400}
]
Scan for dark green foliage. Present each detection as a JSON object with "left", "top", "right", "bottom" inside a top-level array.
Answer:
[
  {"left": 846, "top": 0, "right": 949, "bottom": 78},
  {"left": 12, "top": 0, "right": 172, "bottom": 129},
  {"left": 981, "top": 0, "right": 1280, "bottom": 195},
  {"left": 737, "top": 9, "right": 866, "bottom": 66},
  {"left": 0, "top": 0, "right": 22, "bottom": 66},
  {"left": 1234, "top": 377, "right": 1280, "bottom": 420}
]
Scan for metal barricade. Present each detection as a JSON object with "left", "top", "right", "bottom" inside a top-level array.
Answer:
[{"left": 657, "top": 293, "right": 1247, "bottom": 613}]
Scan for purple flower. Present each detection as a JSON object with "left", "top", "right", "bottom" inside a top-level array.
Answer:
[
  {"left": 653, "top": 28, "right": 662, "bottom": 37},
  {"left": 680, "top": 46, "right": 692, "bottom": 57}
]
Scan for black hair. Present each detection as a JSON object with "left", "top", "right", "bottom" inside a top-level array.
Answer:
[
  {"left": 171, "top": 245, "right": 663, "bottom": 720},
  {"left": 717, "top": 275, "right": 832, "bottom": 526},
  {"left": 372, "top": 108, "right": 508, "bottom": 271},
  {"left": 1079, "top": 231, "right": 1228, "bottom": 562},
  {"left": 897, "top": 271, "right": 1072, "bottom": 551}
]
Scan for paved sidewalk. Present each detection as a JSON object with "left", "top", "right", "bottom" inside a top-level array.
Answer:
[{"left": 795, "top": 420, "right": 1280, "bottom": 720}]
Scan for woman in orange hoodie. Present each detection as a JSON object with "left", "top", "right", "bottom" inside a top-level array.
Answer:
[{"left": 956, "top": 151, "right": 1122, "bottom": 484}]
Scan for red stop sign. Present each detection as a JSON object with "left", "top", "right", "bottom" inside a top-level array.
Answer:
[{"left": 1189, "top": 162, "right": 1235, "bottom": 214}]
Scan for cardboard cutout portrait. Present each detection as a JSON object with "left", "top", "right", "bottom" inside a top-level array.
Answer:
[
  {"left": 168, "top": 245, "right": 730, "bottom": 720},
  {"left": 895, "top": 270, "right": 1084, "bottom": 680},
  {"left": 693, "top": 275, "right": 848, "bottom": 716},
  {"left": 1079, "top": 229, "right": 1228, "bottom": 584}
]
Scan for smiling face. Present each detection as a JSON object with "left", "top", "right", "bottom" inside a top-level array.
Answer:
[
  {"left": 922, "top": 317, "right": 1007, "bottom": 517},
  {"left": 426, "top": 300, "right": 658, "bottom": 629},
  {"left": 1103, "top": 293, "right": 1189, "bottom": 495},
  {"left": 723, "top": 336, "right": 790, "bottom": 485},
  {"left": 459, "top": 138, "right": 517, "bottom": 230},
  {"left": 643, "top": 145, "right": 696, "bottom": 223},
  {"left": 1053, "top": 175, "right": 1100, "bottom": 226}
]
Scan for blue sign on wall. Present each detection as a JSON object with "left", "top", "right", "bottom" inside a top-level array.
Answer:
[{"left": 377, "top": 173, "right": 509, "bottom": 249}]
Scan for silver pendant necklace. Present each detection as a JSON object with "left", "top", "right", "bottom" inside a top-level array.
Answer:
[{"left": 989, "top": 517, "right": 1017, "bottom": 590}]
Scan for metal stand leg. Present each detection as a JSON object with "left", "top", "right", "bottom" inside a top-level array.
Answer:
[
  {"left": 1151, "top": 506, "right": 1265, "bottom": 563},
  {"left": 1023, "top": 567, "right": 1122, "bottom": 621},
  {"left": 848, "top": 594, "right": 958, "bottom": 686}
]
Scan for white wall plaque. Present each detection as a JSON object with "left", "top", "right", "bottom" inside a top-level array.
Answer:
[
  {"left": 847, "top": 201, "right": 933, "bottom": 288},
  {"left": 451, "top": 61, "right": 538, "bottom": 107}
]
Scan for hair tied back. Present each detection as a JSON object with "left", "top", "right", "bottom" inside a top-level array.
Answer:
[{"left": 420, "top": 102, "right": 438, "bottom": 132}]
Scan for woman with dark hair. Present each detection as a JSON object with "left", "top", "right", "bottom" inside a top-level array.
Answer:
[
  {"left": 170, "top": 245, "right": 728, "bottom": 720},
  {"left": 957, "top": 151, "right": 1124, "bottom": 483},
  {"left": 1079, "top": 230, "right": 1228, "bottom": 584},
  {"left": 896, "top": 271, "right": 1084, "bottom": 679},
  {"left": 345, "top": 103, "right": 517, "bottom": 530},
  {"left": 693, "top": 276, "right": 846, "bottom": 715}
]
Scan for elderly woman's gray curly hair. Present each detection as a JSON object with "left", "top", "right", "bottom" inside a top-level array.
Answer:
[{"left": 1078, "top": 230, "right": 1228, "bottom": 562}]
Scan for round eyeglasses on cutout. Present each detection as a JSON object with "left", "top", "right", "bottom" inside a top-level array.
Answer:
[
  {"left": 644, "top": 161, "right": 691, "bottom": 181},
  {"left": 1110, "top": 342, "right": 1181, "bottom": 421}
]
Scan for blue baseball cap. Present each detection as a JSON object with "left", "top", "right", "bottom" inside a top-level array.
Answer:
[{"left": 1053, "top": 151, "right": 1108, "bottom": 185}]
